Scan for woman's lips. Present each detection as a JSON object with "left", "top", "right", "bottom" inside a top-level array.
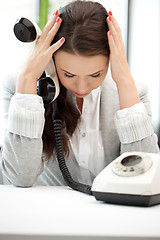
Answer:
[{"left": 74, "top": 92, "right": 88, "bottom": 97}]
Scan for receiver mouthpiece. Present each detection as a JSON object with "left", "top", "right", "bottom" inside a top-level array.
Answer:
[{"left": 37, "top": 77, "right": 56, "bottom": 104}]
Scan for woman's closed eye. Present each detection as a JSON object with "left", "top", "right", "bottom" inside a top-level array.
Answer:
[
  {"left": 91, "top": 73, "right": 101, "bottom": 78},
  {"left": 63, "top": 72, "right": 102, "bottom": 78},
  {"left": 64, "top": 73, "right": 75, "bottom": 78}
]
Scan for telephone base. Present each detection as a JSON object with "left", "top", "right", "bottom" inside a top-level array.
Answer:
[{"left": 92, "top": 191, "right": 160, "bottom": 207}]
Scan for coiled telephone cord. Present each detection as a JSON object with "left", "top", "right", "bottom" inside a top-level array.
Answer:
[{"left": 53, "top": 119, "right": 92, "bottom": 195}]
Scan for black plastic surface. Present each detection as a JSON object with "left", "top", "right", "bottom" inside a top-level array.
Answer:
[
  {"left": 14, "top": 18, "right": 37, "bottom": 42},
  {"left": 92, "top": 191, "right": 160, "bottom": 207},
  {"left": 37, "top": 77, "right": 56, "bottom": 104}
]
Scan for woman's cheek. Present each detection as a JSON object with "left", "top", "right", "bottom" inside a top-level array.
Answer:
[{"left": 58, "top": 75, "right": 72, "bottom": 90}]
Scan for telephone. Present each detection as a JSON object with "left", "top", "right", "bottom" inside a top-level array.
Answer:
[{"left": 13, "top": 18, "right": 160, "bottom": 207}]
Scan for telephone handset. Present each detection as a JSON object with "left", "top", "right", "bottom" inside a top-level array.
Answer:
[
  {"left": 13, "top": 18, "right": 160, "bottom": 207},
  {"left": 14, "top": 17, "right": 59, "bottom": 103}
]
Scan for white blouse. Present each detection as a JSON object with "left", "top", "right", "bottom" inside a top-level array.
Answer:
[{"left": 67, "top": 87, "right": 106, "bottom": 183}]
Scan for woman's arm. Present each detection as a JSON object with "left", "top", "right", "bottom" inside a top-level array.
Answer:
[
  {"left": 107, "top": 12, "right": 140, "bottom": 109},
  {"left": 106, "top": 12, "right": 159, "bottom": 153},
  {"left": 114, "top": 83, "right": 159, "bottom": 154},
  {"left": 1, "top": 77, "right": 45, "bottom": 186}
]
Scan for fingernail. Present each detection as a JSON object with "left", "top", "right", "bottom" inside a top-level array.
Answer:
[
  {"left": 108, "top": 30, "right": 112, "bottom": 36},
  {"left": 109, "top": 16, "right": 112, "bottom": 21},
  {"left": 60, "top": 37, "right": 65, "bottom": 42},
  {"left": 109, "top": 11, "right": 112, "bottom": 16},
  {"left": 53, "top": 10, "right": 59, "bottom": 16},
  {"left": 56, "top": 17, "right": 60, "bottom": 23}
]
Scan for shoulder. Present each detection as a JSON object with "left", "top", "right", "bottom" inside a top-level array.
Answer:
[
  {"left": 2, "top": 73, "right": 17, "bottom": 95},
  {"left": 101, "top": 68, "right": 148, "bottom": 99},
  {"left": 134, "top": 80, "right": 148, "bottom": 100}
]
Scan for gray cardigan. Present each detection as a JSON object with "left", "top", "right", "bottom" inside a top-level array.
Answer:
[{"left": 0, "top": 71, "right": 159, "bottom": 186}]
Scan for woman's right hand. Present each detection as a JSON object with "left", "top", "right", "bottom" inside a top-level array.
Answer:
[{"left": 16, "top": 10, "right": 65, "bottom": 94}]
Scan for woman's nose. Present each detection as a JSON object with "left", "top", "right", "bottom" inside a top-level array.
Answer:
[{"left": 76, "top": 79, "right": 89, "bottom": 93}]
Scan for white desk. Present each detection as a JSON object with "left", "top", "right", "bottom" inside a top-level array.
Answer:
[{"left": 0, "top": 185, "right": 160, "bottom": 240}]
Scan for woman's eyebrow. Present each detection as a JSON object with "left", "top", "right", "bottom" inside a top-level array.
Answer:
[
  {"left": 88, "top": 70, "right": 104, "bottom": 76},
  {"left": 60, "top": 69, "right": 76, "bottom": 76},
  {"left": 60, "top": 68, "right": 104, "bottom": 76}
]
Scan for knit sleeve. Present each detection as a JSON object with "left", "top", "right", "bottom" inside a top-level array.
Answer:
[
  {"left": 7, "top": 93, "right": 45, "bottom": 138},
  {"left": 114, "top": 102, "right": 154, "bottom": 144}
]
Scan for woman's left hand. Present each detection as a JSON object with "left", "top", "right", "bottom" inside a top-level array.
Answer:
[
  {"left": 106, "top": 12, "right": 132, "bottom": 85},
  {"left": 106, "top": 12, "right": 140, "bottom": 109}
]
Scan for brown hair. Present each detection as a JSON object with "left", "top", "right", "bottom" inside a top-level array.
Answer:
[{"left": 42, "top": 0, "right": 110, "bottom": 160}]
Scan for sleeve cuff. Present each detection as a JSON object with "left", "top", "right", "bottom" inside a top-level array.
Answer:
[
  {"left": 7, "top": 94, "right": 45, "bottom": 138},
  {"left": 116, "top": 102, "right": 146, "bottom": 118},
  {"left": 114, "top": 103, "right": 154, "bottom": 144}
]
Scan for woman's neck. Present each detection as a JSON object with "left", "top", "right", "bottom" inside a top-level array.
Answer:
[{"left": 76, "top": 97, "right": 83, "bottom": 113}]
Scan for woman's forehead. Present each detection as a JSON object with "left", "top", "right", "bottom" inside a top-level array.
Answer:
[{"left": 54, "top": 51, "right": 109, "bottom": 74}]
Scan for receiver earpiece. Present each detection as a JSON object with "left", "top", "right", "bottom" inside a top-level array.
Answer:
[{"left": 13, "top": 18, "right": 37, "bottom": 42}]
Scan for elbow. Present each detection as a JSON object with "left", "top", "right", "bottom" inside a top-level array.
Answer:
[
  {"left": 13, "top": 175, "right": 36, "bottom": 187},
  {"left": 1, "top": 161, "right": 42, "bottom": 187},
  {"left": 3, "top": 173, "right": 37, "bottom": 187}
]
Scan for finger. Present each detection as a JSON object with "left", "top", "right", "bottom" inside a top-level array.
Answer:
[
  {"left": 107, "top": 31, "right": 116, "bottom": 54},
  {"left": 48, "top": 37, "right": 65, "bottom": 55},
  {"left": 44, "top": 17, "right": 62, "bottom": 47},
  {"left": 41, "top": 10, "right": 60, "bottom": 40},
  {"left": 110, "top": 15, "right": 123, "bottom": 42},
  {"left": 36, "top": 34, "right": 42, "bottom": 44},
  {"left": 107, "top": 16, "right": 119, "bottom": 47}
]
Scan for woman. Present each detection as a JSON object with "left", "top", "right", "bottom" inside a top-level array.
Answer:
[{"left": 1, "top": 0, "right": 159, "bottom": 186}]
